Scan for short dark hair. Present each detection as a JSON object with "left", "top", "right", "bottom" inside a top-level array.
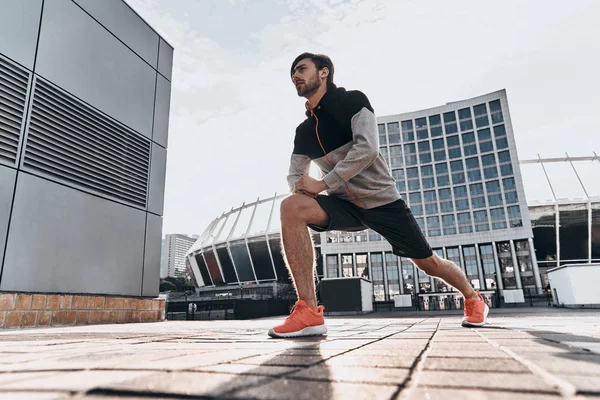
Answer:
[{"left": 290, "top": 52, "right": 335, "bottom": 88}]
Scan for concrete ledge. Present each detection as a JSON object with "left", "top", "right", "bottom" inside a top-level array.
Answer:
[{"left": 0, "top": 292, "right": 165, "bottom": 329}]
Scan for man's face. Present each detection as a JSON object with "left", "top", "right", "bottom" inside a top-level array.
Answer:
[{"left": 291, "top": 58, "right": 325, "bottom": 97}]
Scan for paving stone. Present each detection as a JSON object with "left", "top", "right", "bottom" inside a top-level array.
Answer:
[
  {"left": 404, "top": 388, "right": 562, "bottom": 399},
  {"left": 427, "top": 349, "right": 511, "bottom": 359},
  {"left": 140, "top": 349, "right": 270, "bottom": 369},
  {"left": 418, "top": 370, "right": 558, "bottom": 392},
  {"left": 289, "top": 364, "right": 409, "bottom": 385},
  {"left": 423, "top": 357, "right": 529, "bottom": 372},
  {"left": 195, "top": 363, "right": 299, "bottom": 376},
  {"left": 561, "top": 374, "right": 600, "bottom": 393},
  {"left": 0, "top": 371, "right": 59, "bottom": 385},
  {"left": 2, "top": 370, "right": 154, "bottom": 391},
  {"left": 346, "top": 347, "right": 424, "bottom": 357},
  {"left": 325, "top": 355, "right": 416, "bottom": 368},
  {"left": 233, "top": 354, "right": 328, "bottom": 366},
  {"left": 103, "top": 371, "right": 272, "bottom": 397},
  {"left": 431, "top": 342, "right": 499, "bottom": 350},
  {"left": 523, "top": 353, "right": 600, "bottom": 375},
  {"left": 230, "top": 377, "right": 398, "bottom": 399},
  {"left": 0, "top": 393, "right": 68, "bottom": 400}
]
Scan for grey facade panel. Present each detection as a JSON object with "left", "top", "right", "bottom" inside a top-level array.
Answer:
[
  {"left": 142, "top": 213, "right": 162, "bottom": 297},
  {"left": 0, "top": 0, "right": 42, "bottom": 70},
  {"left": 147, "top": 143, "right": 167, "bottom": 216},
  {"left": 35, "top": 0, "right": 156, "bottom": 138},
  {"left": 153, "top": 73, "right": 171, "bottom": 148},
  {"left": 1, "top": 172, "right": 146, "bottom": 295},
  {"left": 72, "top": 0, "right": 159, "bottom": 67},
  {"left": 158, "top": 38, "right": 173, "bottom": 81},
  {"left": 0, "top": 165, "right": 17, "bottom": 275}
]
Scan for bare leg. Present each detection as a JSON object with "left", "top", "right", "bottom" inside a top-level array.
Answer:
[
  {"left": 411, "top": 254, "right": 479, "bottom": 300},
  {"left": 280, "top": 194, "right": 329, "bottom": 311}
]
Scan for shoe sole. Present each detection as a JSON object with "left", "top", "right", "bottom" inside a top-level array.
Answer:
[
  {"left": 268, "top": 324, "right": 327, "bottom": 338},
  {"left": 461, "top": 303, "right": 490, "bottom": 327}
]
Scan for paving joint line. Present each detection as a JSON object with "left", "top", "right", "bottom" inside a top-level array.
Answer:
[
  {"left": 474, "top": 329, "right": 587, "bottom": 399},
  {"left": 391, "top": 319, "right": 441, "bottom": 400},
  {"left": 219, "top": 319, "right": 432, "bottom": 398}
]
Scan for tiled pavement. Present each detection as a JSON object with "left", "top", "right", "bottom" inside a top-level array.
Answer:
[{"left": 0, "top": 310, "right": 599, "bottom": 399}]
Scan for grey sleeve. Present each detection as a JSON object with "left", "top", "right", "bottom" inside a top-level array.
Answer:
[
  {"left": 322, "top": 107, "right": 379, "bottom": 190},
  {"left": 287, "top": 153, "right": 311, "bottom": 192}
]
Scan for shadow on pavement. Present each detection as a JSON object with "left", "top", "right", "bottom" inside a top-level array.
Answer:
[
  {"left": 212, "top": 336, "right": 334, "bottom": 399},
  {"left": 525, "top": 330, "right": 600, "bottom": 366}
]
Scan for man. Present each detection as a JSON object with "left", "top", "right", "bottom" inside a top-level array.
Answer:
[{"left": 268, "top": 53, "right": 488, "bottom": 338}]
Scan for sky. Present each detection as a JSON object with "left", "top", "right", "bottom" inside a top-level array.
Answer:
[{"left": 125, "top": 0, "right": 600, "bottom": 237}]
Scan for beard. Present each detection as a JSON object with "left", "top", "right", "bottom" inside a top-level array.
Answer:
[{"left": 296, "top": 72, "right": 321, "bottom": 97}]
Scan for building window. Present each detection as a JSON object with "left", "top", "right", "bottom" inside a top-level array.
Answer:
[
  {"left": 490, "top": 207, "right": 507, "bottom": 229},
  {"left": 415, "top": 117, "right": 428, "bottom": 140},
  {"left": 457, "top": 212, "right": 473, "bottom": 233},
  {"left": 488, "top": 194, "right": 503, "bottom": 206},
  {"left": 356, "top": 253, "right": 368, "bottom": 278},
  {"left": 369, "top": 230, "right": 381, "bottom": 241},
  {"left": 326, "top": 255, "right": 339, "bottom": 278},
  {"left": 443, "top": 111, "right": 457, "bottom": 134},
  {"left": 458, "top": 108, "right": 473, "bottom": 131},
  {"left": 489, "top": 100, "right": 504, "bottom": 124},
  {"left": 371, "top": 253, "right": 385, "bottom": 301},
  {"left": 478, "top": 128, "right": 494, "bottom": 153},
  {"left": 462, "top": 246, "right": 481, "bottom": 289},
  {"left": 473, "top": 103, "right": 489, "bottom": 127},
  {"left": 389, "top": 145, "right": 403, "bottom": 168},
  {"left": 440, "top": 200, "right": 453, "bottom": 213},
  {"left": 484, "top": 166, "right": 499, "bottom": 179},
  {"left": 392, "top": 168, "right": 405, "bottom": 181},
  {"left": 479, "top": 244, "right": 497, "bottom": 290},
  {"left": 427, "top": 216, "right": 441, "bottom": 237},
  {"left": 386, "top": 252, "right": 400, "bottom": 299},
  {"left": 496, "top": 137, "right": 509, "bottom": 150},
  {"left": 507, "top": 205, "right": 522, "bottom": 227},
  {"left": 404, "top": 143, "right": 417, "bottom": 166},
  {"left": 402, "top": 122, "right": 415, "bottom": 142},
  {"left": 354, "top": 230, "right": 368, "bottom": 242},
  {"left": 326, "top": 231, "right": 339, "bottom": 243},
  {"left": 494, "top": 124, "right": 506, "bottom": 137},
  {"left": 515, "top": 240, "right": 536, "bottom": 287},
  {"left": 387, "top": 122, "right": 400, "bottom": 144},
  {"left": 500, "top": 164, "right": 514, "bottom": 176},
  {"left": 341, "top": 254, "right": 354, "bottom": 276},
  {"left": 442, "top": 214, "right": 457, "bottom": 235},
  {"left": 505, "top": 191, "right": 519, "bottom": 204},
  {"left": 378, "top": 124, "right": 387, "bottom": 145},
  {"left": 496, "top": 242, "right": 516, "bottom": 288},
  {"left": 401, "top": 258, "right": 415, "bottom": 294},
  {"left": 474, "top": 210, "right": 489, "bottom": 231}
]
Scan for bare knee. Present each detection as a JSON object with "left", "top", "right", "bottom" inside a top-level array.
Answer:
[
  {"left": 280, "top": 194, "right": 327, "bottom": 226},
  {"left": 280, "top": 194, "right": 312, "bottom": 223}
]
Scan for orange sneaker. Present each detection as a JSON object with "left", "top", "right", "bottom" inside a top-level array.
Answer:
[
  {"left": 462, "top": 291, "right": 489, "bottom": 327},
  {"left": 268, "top": 300, "right": 327, "bottom": 338}
]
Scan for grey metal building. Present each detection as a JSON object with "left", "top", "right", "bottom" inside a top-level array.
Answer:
[{"left": 0, "top": 0, "right": 172, "bottom": 297}]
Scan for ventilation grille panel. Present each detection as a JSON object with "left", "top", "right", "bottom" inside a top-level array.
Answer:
[
  {"left": 24, "top": 79, "right": 151, "bottom": 207},
  {"left": 0, "top": 56, "right": 29, "bottom": 165}
]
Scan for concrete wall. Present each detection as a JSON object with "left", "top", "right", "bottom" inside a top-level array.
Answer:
[
  {"left": 548, "top": 264, "right": 600, "bottom": 306},
  {"left": 0, "top": 0, "right": 173, "bottom": 297}
]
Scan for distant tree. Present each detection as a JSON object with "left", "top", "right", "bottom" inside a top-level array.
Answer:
[{"left": 159, "top": 280, "right": 177, "bottom": 292}]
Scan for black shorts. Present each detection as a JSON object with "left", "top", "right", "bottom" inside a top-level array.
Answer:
[{"left": 309, "top": 195, "right": 433, "bottom": 259}]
